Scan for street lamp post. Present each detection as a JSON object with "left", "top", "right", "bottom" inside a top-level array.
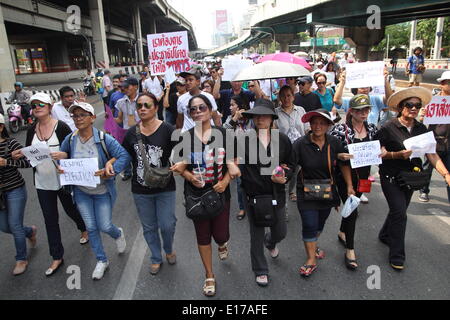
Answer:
[{"left": 73, "top": 30, "right": 94, "bottom": 71}]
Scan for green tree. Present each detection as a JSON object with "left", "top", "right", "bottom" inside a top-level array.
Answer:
[
  {"left": 372, "top": 23, "right": 410, "bottom": 52},
  {"left": 416, "top": 17, "right": 450, "bottom": 57},
  {"left": 298, "top": 32, "right": 310, "bottom": 42}
]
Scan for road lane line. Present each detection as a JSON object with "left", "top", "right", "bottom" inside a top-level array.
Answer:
[
  {"left": 427, "top": 208, "right": 450, "bottom": 226},
  {"left": 113, "top": 226, "right": 147, "bottom": 300}
]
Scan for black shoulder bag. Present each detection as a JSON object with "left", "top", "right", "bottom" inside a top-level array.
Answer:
[
  {"left": 302, "top": 144, "right": 334, "bottom": 201},
  {"left": 136, "top": 124, "right": 173, "bottom": 189},
  {"left": 248, "top": 183, "right": 278, "bottom": 227},
  {"left": 396, "top": 170, "right": 432, "bottom": 191},
  {"left": 185, "top": 155, "right": 225, "bottom": 221}
]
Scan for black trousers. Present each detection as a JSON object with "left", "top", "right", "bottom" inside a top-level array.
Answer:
[
  {"left": 37, "top": 189, "right": 86, "bottom": 260},
  {"left": 379, "top": 175, "right": 414, "bottom": 265}
]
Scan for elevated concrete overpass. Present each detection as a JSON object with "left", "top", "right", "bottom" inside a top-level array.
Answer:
[
  {"left": 0, "top": 0, "right": 197, "bottom": 90},
  {"left": 209, "top": 0, "right": 450, "bottom": 59}
]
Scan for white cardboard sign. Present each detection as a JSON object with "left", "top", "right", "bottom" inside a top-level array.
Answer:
[
  {"left": 21, "top": 142, "right": 52, "bottom": 167},
  {"left": 222, "top": 58, "right": 254, "bottom": 81},
  {"left": 403, "top": 131, "right": 437, "bottom": 159},
  {"left": 348, "top": 140, "right": 382, "bottom": 169},
  {"left": 59, "top": 158, "right": 100, "bottom": 188},
  {"left": 345, "top": 61, "right": 385, "bottom": 89}
]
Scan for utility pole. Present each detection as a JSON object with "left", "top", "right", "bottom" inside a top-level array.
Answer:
[{"left": 433, "top": 17, "right": 445, "bottom": 60}]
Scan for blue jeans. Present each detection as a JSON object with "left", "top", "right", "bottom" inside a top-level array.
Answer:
[
  {"left": 165, "top": 110, "right": 177, "bottom": 126},
  {"left": 73, "top": 188, "right": 121, "bottom": 262},
  {"left": 0, "top": 185, "right": 33, "bottom": 261},
  {"left": 133, "top": 192, "right": 177, "bottom": 264},
  {"left": 298, "top": 208, "right": 332, "bottom": 242}
]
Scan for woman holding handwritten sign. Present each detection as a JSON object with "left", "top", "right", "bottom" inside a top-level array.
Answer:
[
  {"left": 375, "top": 87, "right": 450, "bottom": 271},
  {"left": 330, "top": 94, "right": 385, "bottom": 270},
  {"left": 58, "top": 102, "right": 131, "bottom": 280}
]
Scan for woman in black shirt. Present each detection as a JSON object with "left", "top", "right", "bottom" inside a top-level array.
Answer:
[
  {"left": 122, "top": 93, "right": 177, "bottom": 276},
  {"left": 0, "top": 114, "right": 36, "bottom": 276},
  {"left": 293, "top": 109, "right": 355, "bottom": 277},
  {"left": 171, "top": 94, "right": 240, "bottom": 297},
  {"left": 376, "top": 87, "right": 450, "bottom": 271}
]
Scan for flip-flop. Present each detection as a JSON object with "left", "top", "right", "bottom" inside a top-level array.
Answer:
[
  {"left": 315, "top": 248, "right": 325, "bottom": 259},
  {"left": 299, "top": 264, "right": 317, "bottom": 277}
]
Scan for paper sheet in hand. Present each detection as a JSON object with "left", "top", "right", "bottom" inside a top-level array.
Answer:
[
  {"left": 164, "top": 67, "right": 177, "bottom": 85},
  {"left": 222, "top": 59, "right": 254, "bottom": 81},
  {"left": 59, "top": 158, "right": 100, "bottom": 188},
  {"left": 345, "top": 61, "right": 385, "bottom": 89},
  {"left": 21, "top": 142, "right": 51, "bottom": 167},
  {"left": 348, "top": 140, "right": 382, "bottom": 169},
  {"left": 403, "top": 131, "right": 436, "bottom": 159}
]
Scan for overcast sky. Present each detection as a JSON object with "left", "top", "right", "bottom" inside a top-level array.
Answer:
[{"left": 167, "top": 0, "right": 251, "bottom": 49}]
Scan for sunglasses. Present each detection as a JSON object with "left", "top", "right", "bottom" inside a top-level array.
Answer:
[
  {"left": 70, "top": 113, "right": 92, "bottom": 119},
  {"left": 31, "top": 103, "right": 47, "bottom": 109},
  {"left": 189, "top": 105, "right": 209, "bottom": 113},
  {"left": 316, "top": 81, "right": 326, "bottom": 85},
  {"left": 136, "top": 102, "right": 154, "bottom": 110},
  {"left": 403, "top": 102, "right": 422, "bottom": 109}
]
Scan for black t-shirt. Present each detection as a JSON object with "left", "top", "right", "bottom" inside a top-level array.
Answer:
[
  {"left": 122, "top": 122, "right": 176, "bottom": 194},
  {"left": 375, "top": 118, "right": 429, "bottom": 177},
  {"left": 167, "top": 93, "right": 179, "bottom": 118},
  {"left": 294, "top": 92, "right": 323, "bottom": 112},
  {"left": 293, "top": 133, "right": 347, "bottom": 210},
  {"left": 239, "top": 132, "right": 295, "bottom": 197},
  {"left": 179, "top": 126, "right": 232, "bottom": 200}
]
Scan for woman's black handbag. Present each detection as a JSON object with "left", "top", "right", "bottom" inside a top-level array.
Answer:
[
  {"left": 249, "top": 184, "right": 278, "bottom": 227},
  {"left": 185, "top": 159, "right": 225, "bottom": 221},
  {"left": 396, "top": 171, "right": 432, "bottom": 191},
  {"left": 136, "top": 125, "right": 173, "bottom": 189},
  {"left": 302, "top": 144, "right": 334, "bottom": 201}
]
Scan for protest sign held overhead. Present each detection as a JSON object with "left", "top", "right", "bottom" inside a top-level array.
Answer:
[
  {"left": 347, "top": 141, "right": 382, "bottom": 169},
  {"left": 147, "top": 31, "right": 190, "bottom": 76},
  {"left": 222, "top": 58, "right": 254, "bottom": 82},
  {"left": 59, "top": 158, "right": 101, "bottom": 188},
  {"left": 345, "top": 61, "right": 385, "bottom": 89},
  {"left": 21, "top": 142, "right": 52, "bottom": 167},
  {"left": 424, "top": 96, "right": 450, "bottom": 125}
]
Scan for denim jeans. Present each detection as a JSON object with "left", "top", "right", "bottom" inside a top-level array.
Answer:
[
  {"left": 0, "top": 185, "right": 33, "bottom": 261},
  {"left": 133, "top": 192, "right": 177, "bottom": 264},
  {"left": 164, "top": 110, "right": 177, "bottom": 126},
  {"left": 73, "top": 188, "right": 121, "bottom": 262},
  {"left": 297, "top": 208, "right": 332, "bottom": 242}
]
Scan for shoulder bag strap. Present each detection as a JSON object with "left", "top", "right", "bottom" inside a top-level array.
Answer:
[
  {"left": 327, "top": 143, "right": 334, "bottom": 185},
  {"left": 99, "top": 131, "right": 111, "bottom": 160},
  {"left": 136, "top": 124, "right": 152, "bottom": 175}
]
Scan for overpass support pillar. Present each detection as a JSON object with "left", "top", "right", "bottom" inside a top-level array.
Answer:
[
  {"left": 261, "top": 38, "right": 272, "bottom": 54},
  {"left": 277, "top": 34, "right": 296, "bottom": 53},
  {"left": 89, "top": 0, "right": 110, "bottom": 68},
  {"left": 344, "top": 26, "right": 384, "bottom": 62},
  {"left": 133, "top": 4, "right": 144, "bottom": 65},
  {"left": 0, "top": 4, "right": 15, "bottom": 92}
]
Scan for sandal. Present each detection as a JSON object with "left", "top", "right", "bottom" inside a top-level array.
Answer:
[
  {"left": 256, "top": 275, "right": 269, "bottom": 287},
  {"left": 289, "top": 193, "right": 297, "bottom": 202},
  {"left": 218, "top": 242, "right": 229, "bottom": 261},
  {"left": 236, "top": 211, "right": 246, "bottom": 220},
  {"left": 315, "top": 248, "right": 325, "bottom": 259},
  {"left": 203, "top": 278, "right": 216, "bottom": 297},
  {"left": 345, "top": 254, "right": 358, "bottom": 271},
  {"left": 299, "top": 264, "right": 318, "bottom": 277}
]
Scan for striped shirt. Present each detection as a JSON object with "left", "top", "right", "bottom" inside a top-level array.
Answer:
[{"left": 0, "top": 138, "right": 31, "bottom": 191}]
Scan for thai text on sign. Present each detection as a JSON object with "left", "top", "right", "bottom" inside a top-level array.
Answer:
[
  {"left": 347, "top": 140, "right": 382, "bottom": 169},
  {"left": 424, "top": 96, "right": 450, "bottom": 125},
  {"left": 345, "top": 61, "right": 385, "bottom": 89},
  {"left": 59, "top": 158, "right": 100, "bottom": 188},
  {"left": 147, "top": 31, "right": 190, "bottom": 76}
]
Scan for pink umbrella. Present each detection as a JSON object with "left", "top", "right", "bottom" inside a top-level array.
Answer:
[{"left": 259, "top": 52, "right": 312, "bottom": 70}]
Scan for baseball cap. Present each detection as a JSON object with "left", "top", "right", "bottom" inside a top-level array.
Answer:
[
  {"left": 349, "top": 94, "right": 373, "bottom": 110},
  {"left": 302, "top": 109, "right": 334, "bottom": 124},
  {"left": 176, "top": 78, "right": 186, "bottom": 85},
  {"left": 68, "top": 102, "right": 95, "bottom": 115},
  {"left": 30, "top": 92, "right": 53, "bottom": 105},
  {"left": 180, "top": 67, "right": 201, "bottom": 80},
  {"left": 121, "top": 77, "right": 139, "bottom": 88},
  {"left": 0, "top": 113, "right": 5, "bottom": 124},
  {"left": 298, "top": 76, "right": 314, "bottom": 85}
]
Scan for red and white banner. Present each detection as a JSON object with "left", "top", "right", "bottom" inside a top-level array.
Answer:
[
  {"left": 147, "top": 31, "right": 190, "bottom": 76},
  {"left": 424, "top": 96, "right": 450, "bottom": 125},
  {"left": 216, "top": 10, "right": 228, "bottom": 34}
]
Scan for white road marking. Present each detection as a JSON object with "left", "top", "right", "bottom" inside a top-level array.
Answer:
[
  {"left": 112, "top": 227, "right": 147, "bottom": 300},
  {"left": 427, "top": 208, "right": 450, "bottom": 226}
]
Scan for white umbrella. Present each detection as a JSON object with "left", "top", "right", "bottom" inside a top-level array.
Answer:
[{"left": 232, "top": 60, "right": 310, "bottom": 81}]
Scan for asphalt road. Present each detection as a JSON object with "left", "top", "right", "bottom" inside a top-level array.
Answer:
[
  {"left": 390, "top": 67, "right": 444, "bottom": 85},
  {"left": 0, "top": 96, "right": 449, "bottom": 301}
]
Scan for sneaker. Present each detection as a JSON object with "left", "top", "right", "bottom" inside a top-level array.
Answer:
[
  {"left": 269, "top": 246, "right": 279, "bottom": 259},
  {"left": 116, "top": 228, "right": 126, "bottom": 254},
  {"left": 360, "top": 194, "right": 369, "bottom": 204},
  {"left": 92, "top": 261, "right": 109, "bottom": 280},
  {"left": 418, "top": 192, "right": 430, "bottom": 203}
]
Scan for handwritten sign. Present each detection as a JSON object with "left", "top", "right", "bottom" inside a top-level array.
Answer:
[
  {"left": 164, "top": 67, "right": 177, "bottom": 85},
  {"left": 403, "top": 131, "right": 436, "bottom": 159},
  {"left": 345, "top": 61, "right": 385, "bottom": 89},
  {"left": 223, "top": 58, "right": 254, "bottom": 82},
  {"left": 59, "top": 158, "right": 100, "bottom": 188},
  {"left": 147, "top": 31, "right": 190, "bottom": 76},
  {"left": 347, "top": 141, "right": 382, "bottom": 169},
  {"left": 21, "top": 142, "right": 51, "bottom": 167},
  {"left": 424, "top": 96, "right": 450, "bottom": 125}
]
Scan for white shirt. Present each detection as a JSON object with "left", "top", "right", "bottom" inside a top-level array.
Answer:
[
  {"left": 51, "top": 101, "right": 76, "bottom": 132},
  {"left": 117, "top": 94, "right": 140, "bottom": 129},
  {"left": 33, "top": 128, "right": 61, "bottom": 191},
  {"left": 143, "top": 77, "right": 163, "bottom": 98},
  {"left": 177, "top": 91, "right": 218, "bottom": 133}
]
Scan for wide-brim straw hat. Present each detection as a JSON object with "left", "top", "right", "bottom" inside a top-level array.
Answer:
[{"left": 386, "top": 87, "right": 432, "bottom": 112}]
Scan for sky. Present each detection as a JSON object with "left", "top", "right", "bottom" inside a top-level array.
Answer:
[{"left": 167, "top": 0, "right": 251, "bottom": 49}]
